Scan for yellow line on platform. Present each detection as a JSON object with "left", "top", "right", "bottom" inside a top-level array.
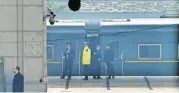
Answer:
[{"left": 126, "top": 60, "right": 179, "bottom": 62}]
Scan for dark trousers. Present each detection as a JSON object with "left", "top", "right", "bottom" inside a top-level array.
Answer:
[
  {"left": 106, "top": 62, "right": 114, "bottom": 78},
  {"left": 83, "top": 65, "right": 90, "bottom": 79},
  {"left": 92, "top": 63, "right": 101, "bottom": 79},
  {"left": 61, "top": 62, "right": 73, "bottom": 79}
]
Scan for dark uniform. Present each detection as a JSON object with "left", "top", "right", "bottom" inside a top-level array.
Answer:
[
  {"left": 61, "top": 48, "right": 75, "bottom": 79},
  {"left": 13, "top": 72, "right": 24, "bottom": 92},
  {"left": 92, "top": 49, "right": 102, "bottom": 79},
  {"left": 104, "top": 49, "right": 114, "bottom": 79}
]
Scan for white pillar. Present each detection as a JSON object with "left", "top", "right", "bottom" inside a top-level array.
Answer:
[{"left": 0, "top": 0, "right": 47, "bottom": 92}]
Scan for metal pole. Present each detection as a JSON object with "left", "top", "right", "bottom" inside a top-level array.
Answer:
[
  {"left": 122, "top": 58, "right": 124, "bottom": 75},
  {"left": 121, "top": 51, "right": 124, "bottom": 75},
  {"left": 62, "top": 52, "right": 64, "bottom": 74},
  {"left": 78, "top": 52, "right": 81, "bottom": 75}
]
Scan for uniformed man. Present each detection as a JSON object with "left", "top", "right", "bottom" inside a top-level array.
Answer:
[
  {"left": 92, "top": 45, "right": 102, "bottom": 79},
  {"left": 104, "top": 44, "right": 115, "bottom": 79},
  {"left": 82, "top": 42, "right": 91, "bottom": 80},
  {"left": 12, "top": 66, "right": 24, "bottom": 92},
  {"left": 60, "top": 43, "right": 75, "bottom": 79}
]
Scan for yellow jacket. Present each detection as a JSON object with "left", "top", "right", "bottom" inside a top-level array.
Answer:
[{"left": 82, "top": 45, "right": 91, "bottom": 65}]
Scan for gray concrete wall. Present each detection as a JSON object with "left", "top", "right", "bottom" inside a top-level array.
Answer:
[{"left": 0, "top": 0, "right": 47, "bottom": 92}]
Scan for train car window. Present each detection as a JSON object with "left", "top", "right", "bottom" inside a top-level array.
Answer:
[
  {"left": 65, "top": 41, "right": 77, "bottom": 59},
  {"left": 47, "top": 45, "right": 54, "bottom": 62},
  {"left": 138, "top": 44, "right": 162, "bottom": 60},
  {"left": 110, "top": 41, "right": 120, "bottom": 58}
]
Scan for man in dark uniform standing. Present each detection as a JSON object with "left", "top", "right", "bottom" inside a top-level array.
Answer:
[
  {"left": 12, "top": 66, "right": 24, "bottom": 92},
  {"left": 104, "top": 44, "right": 115, "bottom": 79},
  {"left": 92, "top": 45, "right": 102, "bottom": 79},
  {"left": 60, "top": 43, "right": 75, "bottom": 79}
]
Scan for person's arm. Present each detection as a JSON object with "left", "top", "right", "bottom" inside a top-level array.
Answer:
[
  {"left": 89, "top": 48, "right": 91, "bottom": 63},
  {"left": 103, "top": 51, "right": 105, "bottom": 62},
  {"left": 99, "top": 52, "right": 102, "bottom": 62},
  {"left": 82, "top": 48, "right": 85, "bottom": 64},
  {"left": 21, "top": 75, "right": 24, "bottom": 91},
  {"left": 111, "top": 50, "right": 114, "bottom": 62},
  {"left": 63, "top": 51, "right": 66, "bottom": 59},
  {"left": 14, "top": 75, "right": 21, "bottom": 92},
  {"left": 12, "top": 76, "right": 17, "bottom": 92}
]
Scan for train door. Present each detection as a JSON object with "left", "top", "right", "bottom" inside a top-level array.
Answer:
[
  {"left": 88, "top": 36, "right": 100, "bottom": 75},
  {"left": 47, "top": 42, "right": 64, "bottom": 76},
  {"left": 88, "top": 36, "right": 100, "bottom": 54},
  {"left": 110, "top": 40, "right": 124, "bottom": 76},
  {"left": 78, "top": 36, "right": 100, "bottom": 76},
  {"left": 48, "top": 41, "right": 78, "bottom": 76},
  {"left": 47, "top": 40, "right": 75, "bottom": 76}
]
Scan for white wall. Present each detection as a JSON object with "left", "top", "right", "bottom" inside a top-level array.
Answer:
[{"left": 0, "top": 0, "right": 47, "bottom": 92}]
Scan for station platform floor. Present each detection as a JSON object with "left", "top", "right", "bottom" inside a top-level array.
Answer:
[{"left": 47, "top": 76, "right": 179, "bottom": 93}]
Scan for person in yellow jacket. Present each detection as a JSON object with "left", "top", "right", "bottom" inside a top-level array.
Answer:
[{"left": 82, "top": 42, "right": 91, "bottom": 80}]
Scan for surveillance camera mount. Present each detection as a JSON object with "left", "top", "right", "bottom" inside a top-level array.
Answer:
[{"left": 43, "top": 8, "right": 58, "bottom": 25}]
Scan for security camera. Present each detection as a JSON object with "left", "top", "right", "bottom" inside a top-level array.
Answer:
[
  {"left": 49, "top": 15, "right": 57, "bottom": 25},
  {"left": 44, "top": 8, "right": 58, "bottom": 25}
]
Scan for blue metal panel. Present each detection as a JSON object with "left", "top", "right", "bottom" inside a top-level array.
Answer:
[
  {"left": 47, "top": 30, "right": 86, "bottom": 76},
  {"left": 162, "top": 43, "right": 178, "bottom": 60},
  {"left": 48, "top": 64, "right": 62, "bottom": 76},
  {"left": 123, "top": 63, "right": 178, "bottom": 76},
  {"left": 47, "top": 46, "right": 53, "bottom": 61},
  {"left": 101, "top": 25, "right": 177, "bottom": 33},
  {"left": 47, "top": 23, "right": 179, "bottom": 76},
  {"left": 99, "top": 24, "right": 179, "bottom": 76},
  {"left": 47, "top": 26, "right": 85, "bottom": 33},
  {"left": 139, "top": 46, "right": 160, "bottom": 59}
]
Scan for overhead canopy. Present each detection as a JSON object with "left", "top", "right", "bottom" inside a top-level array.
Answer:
[{"left": 47, "top": 18, "right": 179, "bottom": 27}]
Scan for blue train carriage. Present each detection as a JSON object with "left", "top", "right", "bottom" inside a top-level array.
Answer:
[{"left": 47, "top": 18, "right": 179, "bottom": 76}]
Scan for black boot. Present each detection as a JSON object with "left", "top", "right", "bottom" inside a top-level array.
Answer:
[
  {"left": 83, "top": 78, "right": 88, "bottom": 80},
  {"left": 107, "top": 76, "right": 111, "bottom": 79},
  {"left": 68, "top": 77, "right": 71, "bottom": 80},
  {"left": 97, "top": 76, "right": 102, "bottom": 79},
  {"left": 60, "top": 76, "right": 65, "bottom": 79}
]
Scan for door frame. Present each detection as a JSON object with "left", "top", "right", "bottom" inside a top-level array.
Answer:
[
  {"left": 110, "top": 40, "right": 124, "bottom": 75},
  {"left": 47, "top": 44, "right": 63, "bottom": 76},
  {"left": 47, "top": 45, "right": 54, "bottom": 62}
]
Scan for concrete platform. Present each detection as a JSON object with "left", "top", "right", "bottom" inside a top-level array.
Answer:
[
  {"left": 48, "top": 76, "right": 179, "bottom": 90},
  {"left": 47, "top": 76, "right": 179, "bottom": 93},
  {"left": 47, "top": 87, "right": 179, "bottom": 93}
]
